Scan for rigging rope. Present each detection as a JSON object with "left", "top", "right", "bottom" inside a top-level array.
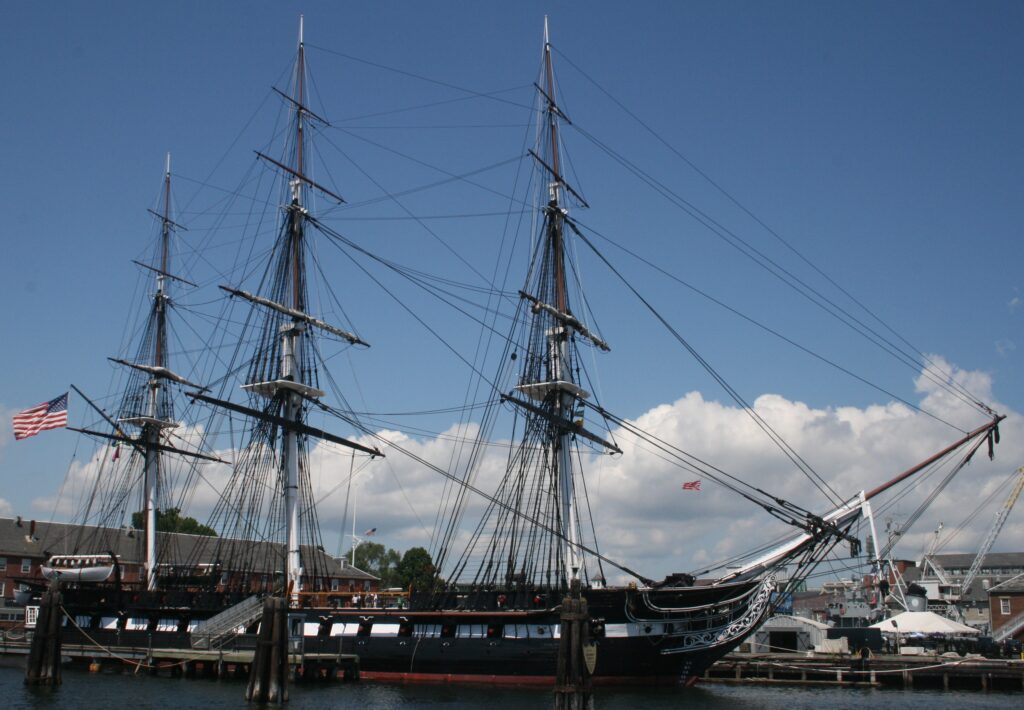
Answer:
[
  {"left": 565, "top": 218, "right": 843, "bottom": 506},
  {"left": 552, "top": 45, "right": 991, "bottom": 421}
]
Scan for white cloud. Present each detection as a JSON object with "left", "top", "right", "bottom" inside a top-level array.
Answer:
[
  {"left": 544, "top": 356, "right": 1019, "bottom": 583},
  {"left": 28, "top": 358, "right": 1019, "bottom": 589},
  {"left": 305, "top": 356, "right": 1021, "bottom": 587}
]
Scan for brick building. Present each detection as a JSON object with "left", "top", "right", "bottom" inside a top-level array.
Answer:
[
  {"left": 0, "top": 516, "right": 377, "bottom": 604},
  {"left": 987, "top": 576, "right": 1024, "bottom": 642}
]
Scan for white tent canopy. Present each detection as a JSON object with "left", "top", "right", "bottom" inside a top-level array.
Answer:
[{"left": 868, "top": 611, "right": 980, "bottom": 636}]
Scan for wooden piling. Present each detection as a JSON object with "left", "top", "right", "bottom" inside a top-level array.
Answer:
[
  {"left": 553, "top": 580, "right": 594, "bottom": 710},
  {"left": 246, "top": 597, "right": 290, "bottom": 703},
  {"left": 25, "top": 581, "right": 63, "bottom": 686}
]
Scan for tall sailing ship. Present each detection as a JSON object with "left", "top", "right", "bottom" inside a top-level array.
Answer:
[{"left": 31, "top": 19, "right": 1005, "bottom": 685}]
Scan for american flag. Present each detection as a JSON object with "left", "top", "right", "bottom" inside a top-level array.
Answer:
[
  {"left": 681, "top": 480, "right": 701, "bottom": 491},
  {"left": 12, "top": 392, "right": 69, "bottom": 440},
  {"left": 364, "top": 527, "right": 377, "bottom": 537}
]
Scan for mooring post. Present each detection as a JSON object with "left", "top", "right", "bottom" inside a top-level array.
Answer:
[
  {"left": 553, "top": 579, "right": 594, "bottom": 710},
  {"left": 274, "top": 596, "right": 290, "bottom": 702},
  {"left": 246, "top": 596, "right": 290, "bottom": 703},
  {"left": 25, "top": 579, "right": 62, "bottom": 686}
]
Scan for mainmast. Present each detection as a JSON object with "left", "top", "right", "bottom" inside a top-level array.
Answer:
[
  {"left": 145, "top": 155, "right": 173, "bottom": 590},
  {"left": 211, "top": 16, "right": 381, "bottom": 603},
  {"left": 541, "top": 20, "right": 581, "bottom": 583},
  {"left": 282, "top": 16, "right": 310, "bottom": 602},
  {"left": 455, "top": 18, "right": 616, "bottom": 593}
]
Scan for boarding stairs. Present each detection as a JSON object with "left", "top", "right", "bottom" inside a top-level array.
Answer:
[
  {"left": 993, "top": 608, "right": 1024, "bottom": 643},
  {"left": 190, "top": 595, "right": 264, "bottom": 649}
]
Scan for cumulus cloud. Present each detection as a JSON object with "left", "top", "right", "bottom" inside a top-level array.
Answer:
[
  {"left": 30, "top": 357, "right": 1020, "bottom": 588},
  {"left": 302, "top": 356, "right": 1020, "bottom": 585},
  {"left": 577, "top": 357, "right": 1021, "bottom": 581}
]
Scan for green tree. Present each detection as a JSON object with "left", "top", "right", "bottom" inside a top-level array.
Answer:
[
  {"left": 351, "top": 541, "right": 401, "bottom": 586},
  {"left": 394, "top": 547, "right": 436, "bottom": 592},
  {"left": 131, "top": 507, "right": 217, "bottom": 537}
]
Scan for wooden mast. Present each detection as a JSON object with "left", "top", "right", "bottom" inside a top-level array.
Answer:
[
  {"left": 542, "top": 18, "right": 582, "bottom": 585},
  {"left": 282, "top": 14, "right": 307, "bottom": 603},
  {"left": 143, "top": 153, "right": 174, "bottom": 591}
]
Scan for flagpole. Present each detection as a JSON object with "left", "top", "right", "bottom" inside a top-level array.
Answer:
[{"left": 351, "top": 475, "right": 359, "bottom": 566}]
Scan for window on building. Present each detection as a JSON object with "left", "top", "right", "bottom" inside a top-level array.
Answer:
[
  {"left": 0, "top": 557, "right": 6, "bottom": 571},
  {"left": 331, "top": 579, "right": 339, "bottom": 592},
  {"left": 1000, "top": 598, "right": 1011, "bottom": 615},
  {"left": 20, "top": 559, "right": 31, "bottom": 574}
]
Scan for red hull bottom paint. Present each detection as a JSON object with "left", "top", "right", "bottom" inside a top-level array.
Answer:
[{"left": 356, "top": 670, "right": 685, "bottom": 686}]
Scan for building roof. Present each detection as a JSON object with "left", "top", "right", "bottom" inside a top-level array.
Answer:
[
  {"left": 929, "top": 552, "right": 1024, "bottom": 569},
  {"left": 988, "top": 575, "right": 1024, "bottom": 594},
  {"left": 333, "top": 559, "right": 378, "bottom": 582},
  {"left": 0, "top": 517, "right": 377, "bottom": 581}
]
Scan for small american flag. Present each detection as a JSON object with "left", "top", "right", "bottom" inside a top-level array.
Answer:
[
  {"left": 681, "top": 480, "right": 701, "bottom": 491},
  {"left": 12, "top": 392, "right": 69, "bottom": 441},
  {"left": 364, "top": 527, "right": 377, "bottom": 537}
]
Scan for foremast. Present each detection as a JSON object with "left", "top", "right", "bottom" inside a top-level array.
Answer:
[
  {"left": 251, "top": 17, "right": 319, "bottom": 603},
  {"left": 115, "top": 154, "right": 192, "bottom": 591}
]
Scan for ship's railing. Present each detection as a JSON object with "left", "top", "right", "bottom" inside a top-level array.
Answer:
[
  {"left": 191, "top": 594, "right": 263, "bottom": 649},
  {"left": 295, "top": 589, "right": 410, "bottom": 608}
]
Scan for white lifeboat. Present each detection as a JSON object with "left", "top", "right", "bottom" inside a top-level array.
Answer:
[{"left": 41, "top": 554, "right": 116, "bottom": 583}]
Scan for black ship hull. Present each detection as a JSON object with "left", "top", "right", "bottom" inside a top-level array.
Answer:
[{"left": 54, "top": 575, "right": 775, "bottom": 684}]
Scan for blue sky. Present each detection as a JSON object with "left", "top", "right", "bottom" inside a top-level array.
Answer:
[{"left": 0, "top": 2, "right": 1021, "bottom": 578}]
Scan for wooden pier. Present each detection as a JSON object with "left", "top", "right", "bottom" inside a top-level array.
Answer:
[
  {"left": 0, "top": 634, "right": 359, "bottom": 682},
  {"left": 706, "top": 652, "right": 1024, "bottom": 692}
]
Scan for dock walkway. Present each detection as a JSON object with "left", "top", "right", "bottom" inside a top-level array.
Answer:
[
  {"left": 707, "top": 652, "right": 1024, "bottom": 691},
  {"left": 0, "top": 634, "right": 359, "bottom": 681}
]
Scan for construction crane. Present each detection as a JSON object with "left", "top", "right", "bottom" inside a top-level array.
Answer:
[
  {"left": 921, "top": 523, "right": 953, "bottom": 586},
  {"left": 960, "top": 466, "right": 1024, "bottom": 598}
]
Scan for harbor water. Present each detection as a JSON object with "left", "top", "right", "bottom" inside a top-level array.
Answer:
[{"left": 2, "top": 667, "right": 1019, "bottom": 709}]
